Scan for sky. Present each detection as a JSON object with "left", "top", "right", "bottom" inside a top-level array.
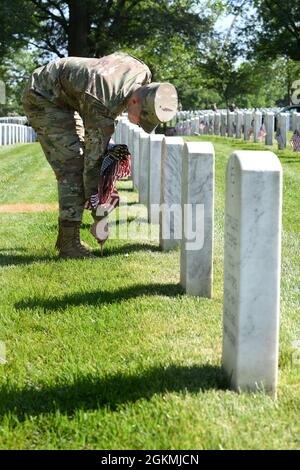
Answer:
[{"left": 215, "top": 14, "right": 236, "bottom": 34}]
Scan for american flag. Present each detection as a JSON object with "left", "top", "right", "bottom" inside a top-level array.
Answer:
[
  {"left": 89, "top": 144, "right": 131, "bottom": 209},
  {"left": 290, "top": 130, "right": 300, "bottom": 151},
  {"left": 258, "top": 125, "right": 267, "bottom": 140}
]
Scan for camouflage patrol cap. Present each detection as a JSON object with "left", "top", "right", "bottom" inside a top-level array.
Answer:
[{"left": 138, "top": 82, "right": 178, "bottom": 133}]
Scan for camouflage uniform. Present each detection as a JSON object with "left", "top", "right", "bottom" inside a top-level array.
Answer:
[{"left": 22, "top": 52, "right": 151, "bottom": 222}]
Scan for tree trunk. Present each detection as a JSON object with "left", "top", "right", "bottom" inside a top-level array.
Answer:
[{"left": 68, "top": 0, "right": 90, "bottom": 57}]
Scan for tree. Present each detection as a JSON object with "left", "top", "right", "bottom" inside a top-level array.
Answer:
[
  {"left": 0, "top": 49, "right": 40, "bottom": 115},
  {"left": 0, "top": 0, "right": 215, "bottom": 59},
  {"left": 227, "top": 0, "right": 300, "bottom": 61},
  {"left": 0, "top": 1, "right": 218, "bottom": 111}
]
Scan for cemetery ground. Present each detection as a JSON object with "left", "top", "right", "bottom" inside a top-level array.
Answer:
[{"left": 0, "top": 137, "right": 299, "bottom": 450}]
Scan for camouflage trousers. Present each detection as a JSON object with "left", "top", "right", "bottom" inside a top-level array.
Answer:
[{"left": 23, "top": 87, "right": 90, "bottom": 222}]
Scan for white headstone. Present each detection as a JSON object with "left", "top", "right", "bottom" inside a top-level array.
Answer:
[
  {"left": 264, "top": 113, "right": 274, "bottom": 146},
  {"left": 214, "top": 113, "right": 221, "bottom": 135},
  {"left": 235, "top": 112, "right": 243, "bottom": 139},
  {"left": 253, "top": 111, "right": 262, "bottom": 143},
  {"left": 160, "top": 137, "right": 184, "bottom": 251},
  {"left": 148, "top": 134, "right": 165, "bottom": 224},
  {"left": 220, "top": 113, "right": 227, "bottom": 136},
  {"left": 180, "top": 142, "right": 214, "bottom": 297},
  {"left": 227, "top": 112, "right": 235, "bottom": 137},
  {"left": 114, "top": 119, "right": 122, "bottom": 144},
  {"left": 277, "top": 113, "right": 288, "bottom": 150},
  {"left": 138, "top": 132, "right": 150, "bottom": 205},
  {"left": 191, "top": 117, "right": 199, "bottom": 135},
  {"left": 127, "top": 124, "right": 136, "bottom": 181},
  {"left": 223, "top": 151, "right": 282, "bottom": 396},
  {"left": 203, "top": 113, "right": 209, "bottom": 135},
  {"left": 121, "top": 119, "right": 129, "bottom": 147},
  {"left": 244, "top": 112, "right": 253, "bottom": 141},
  {"left": 133, "top": 127, "right": 142, "bottom": 190},
  {"left": 208, "top": 114, "right": 214, "bottom": 135}
]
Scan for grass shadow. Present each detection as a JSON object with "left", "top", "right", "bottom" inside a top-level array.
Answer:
[
  {"left": 279, "top": 158, "right": 300, "bottom": 164},
  {"left": 15, "top": 283, "right": 184, "bottom": 311},
  {"left": 0, "top": 252, "right": 56, "bottom": 267},
  {"left": 0, "top": 365, "right": 226, "bottom": 420},
  {"left": 103, "top": 243, "right": 160, "bottom": 256},
  {"left": 0, "top": 242, "right": 161, "bottom": 266}
]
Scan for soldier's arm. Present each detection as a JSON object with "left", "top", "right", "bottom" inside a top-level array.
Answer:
[{"left": 82, "top": 93, "right": 115, "bottom": 200}]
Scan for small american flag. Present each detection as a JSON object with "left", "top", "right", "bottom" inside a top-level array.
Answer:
[
  {"left": 290, "top": 130, "right": 300, "bottom": 151},
  {"left": 258, "top": 125, "right": 267, "bottom": 140}
]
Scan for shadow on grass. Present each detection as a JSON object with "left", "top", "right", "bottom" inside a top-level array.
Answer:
[
  {"left": 0, "top": 365, "right": 226, "bottom": 419},
  {"left": 103, "top": 243, "right": 160, "bottom": 256},
  {"left": 15, "top": 283, "right": 184, "bottom": 311},
  {"left": 0, "top": 243, "right": 161, "bottom": 266},
  {"left": 0, "top": 252, "right": 56, "bottom": 267},
  {"left": 279, "top": 158, "right": 300, "bottom": 164}
]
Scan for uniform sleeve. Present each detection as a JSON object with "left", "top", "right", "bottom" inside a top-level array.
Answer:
[{"left": 82, "top": 93, "right": 115, "bottom": 200}]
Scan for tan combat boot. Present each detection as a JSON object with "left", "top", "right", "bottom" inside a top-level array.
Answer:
[{"left": 55, "top": 219, "right": 96, "bottom": 259}]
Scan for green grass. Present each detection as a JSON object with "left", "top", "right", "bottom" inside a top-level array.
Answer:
[{"left": 0, "top": 138, "right": 299, "bottom": 450}]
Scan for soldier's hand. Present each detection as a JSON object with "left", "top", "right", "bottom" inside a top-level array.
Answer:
[{"left": 107, "top": 144, "right": 130, "bottom": 160}]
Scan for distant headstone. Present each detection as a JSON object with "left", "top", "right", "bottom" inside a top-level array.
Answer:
[
  {"left": 244, "top": 112, "right": 253, "bottom": 141},
  {"left": 220, "top": 113, "right": 227, "bottom": 136},
  {"left": 291, "top": 112, "right": 300, "bottom": 132},
  {"left": 222, "top": 151, "right": 282, "bottom": 397},
  {"left": 264, "top": 113, "right": 274, "bottom": 146},
  {"left": 276, "top": 113, "right": 288, "bottom": 150},
  {"left": 214, "top": 113, "right": 221, "bottom": 135},
  {"left": 253, "top": 111, "right": 262, "bottom": 143},
  {"left": 191, "top": 117, "right": 199, "bottom": 135},
  {"left": 228, "top": 112, "right": 235, "bottom": 137},
  {"left": 235, "top": 112, "right": 243, "bottom": 139},
  {"left": 208, "top": 114, "right": 214, "bottom": 135}
]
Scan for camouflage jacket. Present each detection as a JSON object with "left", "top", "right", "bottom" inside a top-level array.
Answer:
[{"left": 27, "top": 52, "right": 152, "bottom": 199}]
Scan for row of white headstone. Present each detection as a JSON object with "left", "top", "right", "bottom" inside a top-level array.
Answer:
[
  {"left": 113, "top": 116, "right": 282, "bottom": 398},
  {"left": 0, "top": 124, "right": 36, "bottom": 146},
  {"left": 174, "top": 110, "right": 300, "bottom": 149},
  {"left": 0, "top": 116, "right": 28, "bottom": 125}
]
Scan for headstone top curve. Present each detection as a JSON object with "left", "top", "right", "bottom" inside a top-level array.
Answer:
[
  {"left": 164, "top": 136, "right": 184, "bottom": 145},
  {"left": 230, "top": 151, "right": 282, "bottom": 173},
  {"left": 184, "top": 141, "right": 215, "bottom": 155}
]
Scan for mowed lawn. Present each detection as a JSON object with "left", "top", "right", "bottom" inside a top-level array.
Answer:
[{"left": 0, "top": 136, "right": 299, "bottom": 450}]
